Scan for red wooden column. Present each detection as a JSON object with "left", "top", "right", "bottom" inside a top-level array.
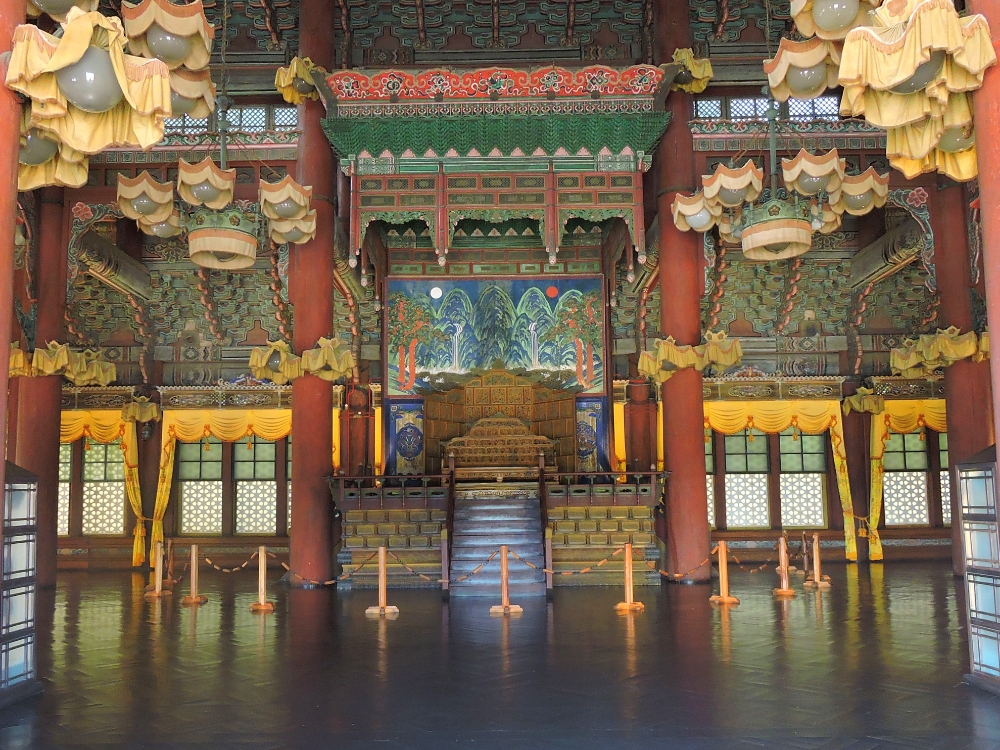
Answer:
[
  {"left": 970, "top": 0, "right": 1000, "bottom": 486},
  {"left": 0, "top": 2, "right": 26, "bottom": 513},
  {"left": 930, "top": 184, "right": 995, "bottom": 573},
  {"left": 16, "top": 188, "right": 65, "bottom": 588},
  {"left": 288, "top": 0, "right": 335, "bottom": 584},
  {"left": 654, "top": 0, "right": 711, "bottom": 582}
]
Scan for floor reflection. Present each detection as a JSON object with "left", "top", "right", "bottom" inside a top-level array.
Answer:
[{"left": 0, "top": 562, "right": 997, "bottom": 748}]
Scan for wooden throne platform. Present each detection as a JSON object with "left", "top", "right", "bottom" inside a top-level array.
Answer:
[{"left": 445, "top": 416, "right": 556, "bottom": 481}]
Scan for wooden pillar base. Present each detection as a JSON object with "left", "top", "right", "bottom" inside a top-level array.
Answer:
[
  {"left": 366, "top": 605, "right": 400, "bottom": 618},
  {"left": 773, "top": 587, "right": 797, "bottom": 598},
  {"left": 615, "top": 601, "right": 645, "bottom": 612},
  {"left": 489, "top": 604, "right": 523, "bottom": 616},
  {"left": 181, "top": 595, "right": 208, "bottom": 607},
  {"left": 250, "top": 601, "right": 275, "bottom": 613},
  {"left": 804, "top": 579, "right": 831, "bottom": 590},
  {"left": 143, "top": 590, "right": 170, "bottom": 601},
  {"left": 709, "top": 594, "right": 740, "bottom": 605}
]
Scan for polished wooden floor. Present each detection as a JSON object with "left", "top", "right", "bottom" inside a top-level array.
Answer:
[{"left": 0, "top": 562, "right": 997, "bottom": 748}]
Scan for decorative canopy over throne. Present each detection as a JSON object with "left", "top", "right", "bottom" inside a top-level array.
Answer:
[{"left": 444, "top": 416, "right": 555, "bottom": 481}]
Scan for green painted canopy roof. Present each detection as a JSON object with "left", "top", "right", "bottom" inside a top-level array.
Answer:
[{"left": 322, "top": 113, "right": 671, "bottom": 161}]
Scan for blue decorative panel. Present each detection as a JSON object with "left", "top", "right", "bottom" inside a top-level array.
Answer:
[
  {"left": 388, "top": 400, "right": 426, "bottom": 476},
  {"left": 575, "top": 397, "right": 608, "bottom": 472}
]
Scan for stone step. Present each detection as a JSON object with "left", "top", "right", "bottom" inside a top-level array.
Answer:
[
  {"left": 454, "top": 502, "right": 539, "bottom": 513},
  {"left": 454, "top": 507, "right": 538, "bottom": 518},
  {"left": 453, "top": 522, "right": 540, "bottom": 535}
]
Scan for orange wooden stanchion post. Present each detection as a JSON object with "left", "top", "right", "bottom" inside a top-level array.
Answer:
[
  {"left": 144, "top": 542, "right": 166, "bottom": 600},
  {"left": 366, "top": 546, "right": 399, "bottom": 617},
  {"left": 490, "top": 545, "right": 523, "bottom": 616},
  {"left": 615, "top": 542, "right": 644, "bottom": 612},
  {"left": 804, "top": 533, "right": 831, "bottom": 589},
  {"left": 250, "top": 546, "right": 275, "bottom": 613},
  {"left": 441, "top": 529, "right": 449, "bottom": 601},
  {"left": 773, "top": 536, "right": 796, "bottom": 598},
  {"left": 182, "top": 544, "right": 207, "bottom": 607},
  {"left": 709, "top": 540, "right": 739, "bottom": 605}
]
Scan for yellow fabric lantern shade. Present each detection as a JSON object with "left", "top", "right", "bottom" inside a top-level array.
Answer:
[
  {"left": 275, "top": 56, "right": 321, "bottom": 104},
  {"left": 248, "top": 341, "right": 303, "bottom": 385},
  {"left": 6, "top": 9, "right": 172, "bottom": 154},
  {"left": 269, "top": 210, "right": 318, "bottom": 246},
  {"left": 176, "top": 157, "right": 235, "bottom": 209},
  {"left": 867, "top": 398, "right": 947, "bottom": 560},
  {"left": 843, "top": 387, "right": 885, "bottom": 415},
  {"left": 791, "top": 0, "right": 882, "bottom": 41},
  {"left": 168, "top": 68, "right": 216, "bottom": 120},
  {"left": 741, "top": 218, "right": 813, "bottom": 261},
  {"left": 782, "top": 148, "right": 846, "bottom": 196},
  {"left": 703, "top": 399, "right": 858, "bottom": 561},
  {"left": 121, "top": 397, "right": 161, "bottom": 423},
  {"left": 765, "top": 37, "right": 841, "bottom": 101},
  {"left": 671, "top": 191, "right": 721, "bottom": 233},
  {"left": 829, "top": 167, "right": 890, "bottom": 216},
  {"left": 301, "top": 337, "right": 356, "bottom": 381},
  {"left": 702, "top": 160, "right": 764, "bottom": 207},
  {"left": 890, "top": 326, "right": 980, "bottom": 377},
  {"left": 122, "top": 0, "right": 215, "bottom": 71},
  {"left": 259, "top": 176, "right": 312, "bottom": 221},
  {"left": 117, "top": 170, "right": 174, "bottom": 223},
  {"left": 9, "top": 343, "right": 31, "bottom": 378},
  {"left": 638, "top": 332, "right": 742, "bottom": 383},
  {"left": 26, "top": 0, "right": 98, "bottom": 23},
  {"left": 670, "top": 48, "right": 713, "bottom": 94},
  {"left": 18, "top": 143, "right": 88, "bottom": 190}
]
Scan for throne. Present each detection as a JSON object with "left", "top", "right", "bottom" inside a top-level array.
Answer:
[{"left": 444, "top": 416, "right": 555, "bottom": 481}]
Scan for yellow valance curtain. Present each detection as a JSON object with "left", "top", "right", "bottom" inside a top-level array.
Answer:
[
  {"left": 868, "top": 399, "right": 947, "bottom": 561},
  {"left": 703, "top": 400, "right": 858, "bottom": 561},
  {"left": 59, "top": 410, "right": 146, "bottom": 566},
  {"left": 153, "top": 408, "right": 343, "bottom": 549}
]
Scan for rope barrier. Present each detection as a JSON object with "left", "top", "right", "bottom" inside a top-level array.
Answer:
[
  {"left": 204, "top": 551, "right": 258, "bottom": 574},
  {"left": 450, "top": 549, "right": 501, "bottom": 583},
  {"left": 385, "top": 550, "right": 441, "bottom": 584},
  {"left": 727, "top": 542, "right": 778, "bottom": 574},
  {"left": 509, "top": 546, "right": 626, "bottom": 577},
  {"left": 280, "top": 550, "right": 379, "bottom": 586}
]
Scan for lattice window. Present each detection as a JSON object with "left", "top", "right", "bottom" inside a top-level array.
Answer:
[
  {"left": 883, "top": 431, "right": 929, "bottom": 471},
  {"left": 706, "top": 475, "right": 715, "bottom": 529},
  {"left": 724, "top": 429, "right": 769, "bottom": 473},
  {"left": 724, "top": 474, "right": 770, "bottom": 528},
  {"left": 273, "top": 107, "right": 298, "bottom": 131},
  {"left": 0, "top": 634, "right": 33, "bottom": 689},
  {"left": 787, "top": 95, "right": 840, "bottom": 122},
  {"left": 884, "top": 471, "right": 930, "bottom": 525},
  {"left": 236, "top": 481, "right": 277, "bottom": 535},
  {"left": 941, "top": 470, "right": 952, "bottom": 526},
  {"left": 234, "top": 437, "right": 276, "bottom": 480},
  {"left": 180, "top": 481, "right": 223, "bottom": 535},
  {"left": 163, "top": 114, "right": 209, "bottom": 135},
  {"left": 58, "top": 443, "right": 71, "bottom": 537},
  {"left": 82, "top": 483, "right": 125, "bottom": 535},
  {"left": 729, "top": 97, "right": 772, "bottom": 121},
  {"left": 778, "top": 429, "right": 826, "bottom": 473},
  {"left": 287, "top": 482, "right": 292, "bottom": 533},
  {"left": 972, "top": 625, "right": 1000, "bottom": 677},
  {"left": 705, "top": 432, "right": 715, "bottom": 473},
  {"left": 694, "top": 98, "right": 723, "bottom": 119},
  {"left": 286, "top": 437, "right": 292, "bottom": 533},
  {"left": 82, "top": 440, "right": 125, "bottom": 535},
  {"left": 225, "top": 106, "right": 267, "bottom": 133},
  {"left": 177, "top": 439, "right": 223, "bottom": 480},
  {"left": 779, "top": 473, "right": 826, "bottom": 528}
]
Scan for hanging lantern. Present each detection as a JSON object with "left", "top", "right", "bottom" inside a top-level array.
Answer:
[
  {"left": 791, "top": 0, "right": 883, "bottom": 41},
  {"left": 885, "top": 92, "right": 979, "bottom": 181},
  {"left": 6, "top": 9, "right": 171, "bottom": 154},
  {"left": 168, "top": 68, "right": 216, "bottom": 119},
  {"left": 187, "top": 207, "right": 259, "bottom": 270},
  {"left": 671, "top": 192, "right": 722, "bottom": 232},
  {"left": 26, "top": 0, "right": 97, "bottom": 22},
  {"left": 177, "top": 157, "right": 235, "bottom": 209},
  {"left": 839, "top": 0, "right": 995, "bottom": 181},
  {"left": 781, "top": 148, "right": 846, "bottom": 197},
  {"left": 829, "top": 167, "right": 890, "bottom": 216},
  {"left": 275, "top": 57, "right": 321, "bottom": 104},
  {"left": 117, "top": 171, "right": 174, "bottom": 224},
  {"left": 139, "top": 208, "right": 182, "bottom": 238},
  {"left": 765, "top": 37, "right": 841, "bottom": 101},
  {"left": 269, "top": 210, "right": 317, "bottom": 245},
  {"left": 121, "top": 0, "right": 214, "bottom": 71},
  {"left": 669, "top": 48, "right": 714, "bottom": 94},
  {"left": 16, "top": 106, "right": 87, "bottom": 190},
  {"left": 259, "top": 176, "right": 312, "bottom": 221},
  {"left": 702, "top": 160, "right": 764, "bottom": 209},
  {"left": 740, "top": 200, "right": 813, "bottom": 261}
]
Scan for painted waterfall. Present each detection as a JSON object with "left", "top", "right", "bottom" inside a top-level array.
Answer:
[{"left": 386, "top": 277, "right": 605, "bottom": 396}]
